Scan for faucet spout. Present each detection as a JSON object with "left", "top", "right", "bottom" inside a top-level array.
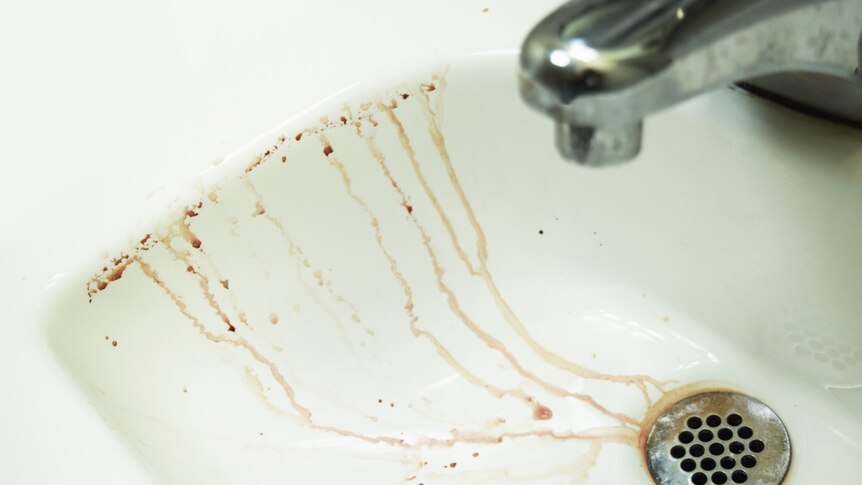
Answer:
[
  {"left": 520, "top": 0, "right": 862, "bottom": 166},
  {"left": 555, "top": 121, "right": 642, "bottom": 166}
]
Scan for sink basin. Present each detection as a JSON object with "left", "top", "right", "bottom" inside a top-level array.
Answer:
[{"left": 46, "top": 53, "right": 862, "bottom": 483}]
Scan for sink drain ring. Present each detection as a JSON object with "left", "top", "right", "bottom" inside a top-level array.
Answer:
[{"left": 645, "top": 391, "right": 790, "bottom": 485}]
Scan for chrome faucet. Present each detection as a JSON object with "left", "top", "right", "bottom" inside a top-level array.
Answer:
[{"left": 520, "top": 0, "right": 862, "bottom": 166}]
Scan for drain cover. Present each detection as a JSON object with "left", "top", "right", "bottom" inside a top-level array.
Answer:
[{"left": 646, "top": 391, "right": 791, "bottom": 485}]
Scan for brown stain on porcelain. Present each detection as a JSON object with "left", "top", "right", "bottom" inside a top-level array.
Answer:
[
  {"left": 382, "top": 103, "right": 639, "bottom": 426},
  {"left": 84, "top": 75, "right": 682, "bottom": 481}
]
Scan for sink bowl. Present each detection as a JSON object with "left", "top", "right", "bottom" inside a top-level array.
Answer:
[{"left": 46, "top": 54, "right": 862, "bottom": 484}]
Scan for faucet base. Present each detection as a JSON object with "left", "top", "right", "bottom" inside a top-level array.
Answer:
[{"left": 739, "top": 72, "right": 862, "bottom": 129}]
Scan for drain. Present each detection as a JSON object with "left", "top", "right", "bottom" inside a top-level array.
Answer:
[{"left": 646, "top": 391, "right": 790, "bottom": 485}]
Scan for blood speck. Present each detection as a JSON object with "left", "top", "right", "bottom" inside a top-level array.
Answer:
[
  {"left": 449, "top": 462, "right": 457, "bottom": 468},
  {"left": 196, "top": 202, "right": 203, "bottom": 209},
  {"left": 227, "top": 323, "right": 236, "bottom": 332},
  {"left": 340, "top": 116, "right": 347, "bottom": 124},
  {"left": 323, "top": 145, "right": 334, "bottom": 156},
  {"left": 186, "top": 265, "right": 196, "bottom": 273},
  {"left": 111, "top": 340, "right": 117, "bottom": 347},
  {"left": 186, "top": 210, "right": 198, "bottom": 218},
  {"left": 220, "top": 279, "right": 229, "bottom": 289},
  {"left": 139, "top": 234, "right": 151, "bottom": 245},
  {"left": 104, "top": 336, "right": 108, "bottom": 340},
  {"left": 97, "top": 281, "right": 108, "bottom": 291},
  {"left": 281, "top": 155, "right": 287, "bottom": 162},
  {"left": 191, "top": 239, "right": 202, "bottom": 249},
  {"left": 264, "top": 150, "right": 270, "bottom": 157},
  {"left": 295, "top": 133, "right": 303, "bottom": 141},
  {"left": 401, "top": 93, "right": 409, "bottom": 100},
  {"left": 269, "top": 313, "right": 279, "bottom": 324},
  {"left": 405, "top": 204, "right": 413, "bottom": 214},
  {"left": 472, "top": 452, "right": 479, "bottom": 457},
  {"left": 533, "top": 405, "right": 553, "bottom": 420},
  {"left": 427, "top": 83, "right": 436, "bottom": 92}
]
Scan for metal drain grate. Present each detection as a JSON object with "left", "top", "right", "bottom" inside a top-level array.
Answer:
[{"left": 646, "top": 391, "right": 790, "bottom": 485}]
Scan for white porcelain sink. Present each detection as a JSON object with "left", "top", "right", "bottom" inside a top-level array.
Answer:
[{"left": 45, "top": 54, "right": 862, "bottom": 483}]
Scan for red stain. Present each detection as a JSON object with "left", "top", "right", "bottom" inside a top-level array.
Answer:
[
  {"left": 323, "top": 145, "right": 334, "bottom": 156},
  {"left": 401, "top": 93, "right": 410, "bottom": 100},
  {"left": 111, "top": 340, "right": 118, "bottom": 347},
  {"left": 220, "top": 279, "right": 229, "bottom": 289},
  {"left": 405, "top": 204, "right": 413, "bottom": 214},
  {"left": 340, "top": 116, "right": 348, "bottom": 124},
  {"left": 97, "top": 281, "right": 108, "bottom": 291},
  {"left": 449, "top": 462, "right": 457, "bottom": 468},
  {"left": 186, "top": 265, "right": 196, "bottom": 273},
  {"left": 107, "top": 265, "right": 127, "bottom": 282},
  {"left": 295, "top": 133, "right": 303, "bottom": 141},
  {"left": 191, "top": 239, "right": 202, "bottom": 249},
  {"left": 281, "top": 155, "right": 287, "bottom": 163},
  {"left": 186, "top": 210, "right": 198, "bottom": 218},
  {"left": 533, "top": 404, "right": 554, "bottom": 420}
]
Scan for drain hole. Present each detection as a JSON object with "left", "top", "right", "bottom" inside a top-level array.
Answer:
[
  {"left": 646, "top": 392, "right": 790, "bottom": 485},
  {"left": 749, "top": 439, "right": 765, "bottom": 453}
]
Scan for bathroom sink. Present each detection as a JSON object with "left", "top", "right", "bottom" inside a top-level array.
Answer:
[{"left": 46, "top": 54, "right": 862, "bottom": 484}]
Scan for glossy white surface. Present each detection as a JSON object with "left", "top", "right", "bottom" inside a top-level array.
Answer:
[{"left": 4, "top": 2, "right": 862, "bottom": 484}]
